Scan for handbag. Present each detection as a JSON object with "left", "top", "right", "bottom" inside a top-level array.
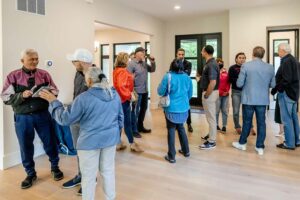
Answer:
[
  {"left": 131, "top": 90, "right": 138, "bottom": 103},
  {"left": 159, "top": 73, "right": 171, "bottom": 108}
]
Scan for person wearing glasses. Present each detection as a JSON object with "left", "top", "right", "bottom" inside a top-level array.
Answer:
[{"left": 62, "top": 48, "right": 94, "bottom": 196}]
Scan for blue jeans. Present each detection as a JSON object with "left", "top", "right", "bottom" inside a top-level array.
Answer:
[
  {"left": 216, "top": 96, "right": 229, "bottom": 127},
  {"left": 231, "top": 90, "right": 242, "bottom": 128},
  {"left": 165, "top": 116, "right": 189, "bottom": 160},
  {"left": 131, "top": 101, "right": 138, "bottom": 133},
  {"left": 239, "top": 105, "right": 267, "bottom": 148},
  {"left": 14, "top": 110, "right": 59, "bottom": 176},
  {"left": 122, "top": 101, "right": 134, "bottom": 144},
  {"left": 278, "top": 92, "right": 300, "bottom": 148}
]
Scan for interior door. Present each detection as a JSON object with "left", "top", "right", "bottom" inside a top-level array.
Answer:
[
  {"left": 175, "top": 33, "right": 222, "bottom": 106},
  {"left": 268, "top": 29, "right": 299, "bottom": 109}
]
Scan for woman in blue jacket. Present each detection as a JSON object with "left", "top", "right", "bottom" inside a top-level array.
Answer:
[
  {"left": 157, "top": 59, "right": 193, "bottom": 163},
  {"left": 40, "top": 67, "right": 123, "bottom": 200}
]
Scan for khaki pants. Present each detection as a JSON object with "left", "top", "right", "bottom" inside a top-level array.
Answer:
[
  {"left": 202, "top": 90, "right": 219, "bottom": 142},
  {"left": 78, "top": 145, "right": 116, "bottom": 200}
]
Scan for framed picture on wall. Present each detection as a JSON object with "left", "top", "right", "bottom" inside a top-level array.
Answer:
[{"left": 273, "top": 39, "right": 289, "bottom": 55}]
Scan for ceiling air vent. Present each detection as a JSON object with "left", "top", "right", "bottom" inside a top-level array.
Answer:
[{"left": 17, "top": 0, "right": 45, "bottom": 15}]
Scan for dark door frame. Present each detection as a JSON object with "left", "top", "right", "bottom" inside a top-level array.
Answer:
[
  {"left": 266, "top": 25, "right": 300, "bottom": 110},
  {"left": 266, "top": 25, "right": 300, "bottom": 63},
  {"left": 175, "top": 32, "right": 222, "bottom": 106}
]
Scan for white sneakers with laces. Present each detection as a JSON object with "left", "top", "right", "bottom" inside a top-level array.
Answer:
[{"left": 232, "top": 142, "right": 247, "bottom": 151}]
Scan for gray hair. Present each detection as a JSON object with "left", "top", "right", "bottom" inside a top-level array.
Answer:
[
  {"left": 21, "top": 49, "right": 38, "bottom": 59},
  {"left": 85, "top": 67, "right": 102, "bottom": 83},
  {"left": 85, "top": 67, "right": 113, "bottom": 98},
  {"left": 278, "top": 43, "right": 292, "bottom": 54}
]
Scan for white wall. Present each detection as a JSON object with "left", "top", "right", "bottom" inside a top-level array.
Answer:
[
  {"left": 0, "top": 0, "right": 3, "bottom": 170},
  {"left": 0, "top": 0, "right": 165, "bottom": 169},
  {"left": 164, "top": 12, "right": 230, "bottom": 69},
  {"left": 229, "top": 0, "right": 300, "bottom": 64},
  {"left": 94, "top": 28, "right": 150, "bottom": 81},
  {"left": 92, "top": 0, "right": 165, "bottom": 109}
]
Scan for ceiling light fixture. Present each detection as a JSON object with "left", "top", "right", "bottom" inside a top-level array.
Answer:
[{"left": 174, "top": 5, "right": 181, "bottom": 10}]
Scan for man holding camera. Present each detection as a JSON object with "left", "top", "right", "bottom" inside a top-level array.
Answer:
[{"left": 127, "top": 47, "right": 156, "bottom": 138}]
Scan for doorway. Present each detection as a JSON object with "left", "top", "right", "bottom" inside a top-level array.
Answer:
[
  {"left": 267, "top": 26, "right": 300, "bottom": 109},
  {"left": 175, "top": 33, "right": 222, "bottom": 106},
  {"left": 94, "top": 22, "right": 151, "bottom": 95}
]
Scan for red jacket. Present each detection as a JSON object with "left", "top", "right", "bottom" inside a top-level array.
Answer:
[
  {"left": 218, "top": 68, "right": 230, "bottom": 96},
  {"left": 113, "top": 67, "right": 134, "bottom": 103}
]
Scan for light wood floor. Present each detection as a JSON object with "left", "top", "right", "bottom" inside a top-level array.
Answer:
[{"left": 0, "top": 109, "right": 300, "bottom": 200}]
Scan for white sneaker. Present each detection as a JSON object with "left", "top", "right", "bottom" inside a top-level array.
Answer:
[
  {"left": 232, "top": 142, "right": 247, "bottom": 151},
  {"left": 275, "top": 131, "right": 284, "bottom": 137},
  {"left": 255, "top": 147, "right": 264, "bottom": 155}
]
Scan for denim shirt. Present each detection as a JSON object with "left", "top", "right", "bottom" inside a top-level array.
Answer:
[
  {"left": 166, "top": 111, "right": 188, "bottom": 124},
  {"left": 49, "top": 87, "right": 124, "bottom": 150}
]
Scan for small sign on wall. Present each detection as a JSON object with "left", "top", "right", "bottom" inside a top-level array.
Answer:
[{"left": 45, "top": 60, "right": 53, "bottom": 68}]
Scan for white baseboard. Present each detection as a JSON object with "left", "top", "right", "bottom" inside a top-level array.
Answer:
[{"left": 2, "top": 142, "right": 45, "bottom": 170}]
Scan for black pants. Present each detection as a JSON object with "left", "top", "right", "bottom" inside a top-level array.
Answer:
[
  {"left": 137, "top": 93, "right": 149, "bottom": 130},
  {"left": 186, "top": 109, "right": 191, "bottom": 125},
  {"left": 165, "top": 116, "right": 189, "bottom": 159}
]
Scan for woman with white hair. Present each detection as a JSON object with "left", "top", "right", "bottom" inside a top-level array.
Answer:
[{"left": 40, "top": 67, "right": 123, "bottom": 200}]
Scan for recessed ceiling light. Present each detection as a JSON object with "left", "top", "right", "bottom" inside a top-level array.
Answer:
[{"left": 174, "top": 5, "right": 181, "bottom": 10}]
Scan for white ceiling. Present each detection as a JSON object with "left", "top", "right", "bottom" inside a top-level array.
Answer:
[{"left": 112, "top": 0, "right": 293, "bottom": 21}]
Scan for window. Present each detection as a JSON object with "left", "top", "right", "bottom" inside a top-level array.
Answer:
[
  {"left": 175, "top": 33, "right": 222, "bottom": 106},
  {"left": 17, "top": 0, "right": 45, "bottom": 15},
  {"left": 100, "top": 44, "right": 109, "bottom": 78},
  {"left": 113, "top": 42, "right": 141, "bottom": 61}
]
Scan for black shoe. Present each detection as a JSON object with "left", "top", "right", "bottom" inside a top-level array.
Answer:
[
  {"left": 217, "top": 126, "right": 221, "bottom": 131},
  {"left": 21, "top": 175, "right": 37, "bottom": 189},
  {"left": 51, "top": 167, "right": 64, "bottom": 181},
  {"left": 276, "top": 143, "right": 295, "bottom": 150},
  {"left": 201, "top": 134, "right": 209, "bottom": 140},
  {"left": 178, "top": 150, "right": 190, "bottom": 157},
  {"left": 221, "top": 127, "right": 226, "bottom": 133},
  {"left": 77, "top": 187, "right": 82, "bottom": 196},
  {"left": 187, "top": 124, "right": 193, "bottom": 133},
  {"left": 133, "top": 132, "right": 142, "bottom": 138},
  {"left": 296, "top": 144, "right": 300, "bottom": 147},
  {"left": 138, "top": 127, "right": 151, "bottom": 133},
  {"left": 164, "top": 155, "right": 176, "bottom": 163},
  {"left": 62, "top": 175, "right": 81, "bottom": 188}
]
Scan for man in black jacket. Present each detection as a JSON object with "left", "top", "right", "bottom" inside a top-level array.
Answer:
[
  {"left": 273, "top": 43, "right": 300, "bottom": 150},
  {"left": 175, "top": 48, "right": 193, "bottom": 132}
]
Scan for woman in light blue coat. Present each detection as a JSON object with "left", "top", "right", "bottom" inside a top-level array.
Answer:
[
  {"left": 40, "top": 67, "right": 123, "bottom": 200},
  {"left": 157, "top": 59, "right": 193, "bottom": 163}
]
